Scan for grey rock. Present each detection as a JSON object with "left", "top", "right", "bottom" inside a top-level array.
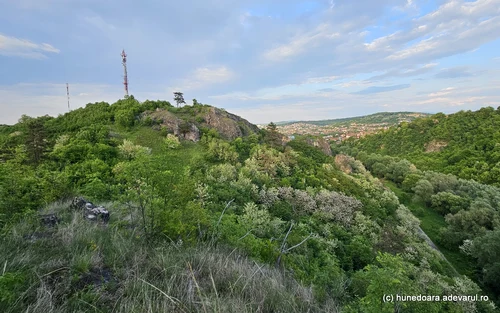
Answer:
[{"left": 71, "top": 197, "right": 110, "bottom": 223}]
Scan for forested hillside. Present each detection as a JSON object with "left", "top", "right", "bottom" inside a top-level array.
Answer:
[
  {"left": 342, "top": 107, "right": 500, "bottom": 186},
  {"left": 0, "top": 98, "right": 497, "bottom": 312},
  {"left": 333, "top": 151, "right": 500, "bottom": 308},
  {"left": 278, "top": 112, "right": 430, "bottom": 126}
]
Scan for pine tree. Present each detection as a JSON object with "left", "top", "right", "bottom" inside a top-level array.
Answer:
[
  {"left": 25, "top": 118, "right": 47, "bottom": 166},
  {"left": 173, "top": 92, "right": 186, "bottom": 108}
]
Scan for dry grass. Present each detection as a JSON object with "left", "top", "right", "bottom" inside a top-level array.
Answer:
[{"left": 0, "top": 201, "right": 338, "bottom": 313}]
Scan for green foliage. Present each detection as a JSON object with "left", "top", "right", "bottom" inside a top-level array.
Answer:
[
  {"left": 352, "top": 150, "right": 500, "bottom": 305},
  {"left": 3, "top": 99, "right": 499, "bottom": 312},
  {"left": 206, "top": 138, "right": 238, "bottom": 163},
  {"left": 430, "top": 192, "right": 468, "bottom": 215},
  {"left": 347, "top": 107, "right": 500, "bottom": 186},
  {"left": 115, "top": 109, "right": 136, "bottom": 128},
  {"left": 264, "top": 122, "right": 283, "bottom": 148},
  {"left": 23, "top": 116, "right": 49, "bottom": 165},
  {"left": 0, "top": 271, "right": 25, "bottom": 307},
  {"left": 163, "top": 134, "right": 181, "bottom": 149},
  {"left": 471, "top": 229, "right": 500, "bottom": 295},
  {"left": 118, "top": 139, "right": 151, "bottom": 160},
  {"left": 173, "top": 91, "right": 186, "bottom": 108},
  {"left": 238, "top": 202, "right": 285, "bottom": 237}
]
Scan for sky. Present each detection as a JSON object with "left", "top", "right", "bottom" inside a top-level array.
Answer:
[{"left": 1, "top": 0, "right": 500, "bottom": 125}]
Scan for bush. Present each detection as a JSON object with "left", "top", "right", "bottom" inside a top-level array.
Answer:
[
  {"left": 164, "top": 134, "right": 181, "bottom": 149},
  {"left": 115, "top": 109, "right": 135, "bottom": 128}
]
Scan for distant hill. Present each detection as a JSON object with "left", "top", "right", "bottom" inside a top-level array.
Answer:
[
  {"left": 343, "top": 106, "right": 500, "bottom": 186},
  {"left": 274, "top": 112, "right": 431, "bottom": 141},
  {"left": 278, "top": 112, "right": 430, "bottom": 127}
]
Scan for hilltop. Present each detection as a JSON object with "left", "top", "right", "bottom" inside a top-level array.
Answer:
[{"left": 0, "top": 99, "right": 497, "bottom": 312}]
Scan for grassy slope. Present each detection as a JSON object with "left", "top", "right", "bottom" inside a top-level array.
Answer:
[
  {"left": 0, "top": 125, "right": 340, "bottom": 311},
  {"left": 0, "top": 201, "right": 336, "bottom": 313},
  {"left": 383, "top": 180, "right": 476, "bottom": 277}
]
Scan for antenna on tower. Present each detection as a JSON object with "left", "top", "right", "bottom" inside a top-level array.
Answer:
[
  {"left": 121, "top": 49, "right": 129, "bottom": 98},
  {"left": 66, "top": 83, "right": 70, "bottom": 111}
]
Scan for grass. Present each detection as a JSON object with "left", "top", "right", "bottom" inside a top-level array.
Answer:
[
  {"left": 126, "top": 126, "right": 166, "bottom": 154},
  {"left": 383, "top": 180, "right": 475, "bottom": 277},
  {"left": 0, "top": 200, "right": 338, "bottom": 313}
]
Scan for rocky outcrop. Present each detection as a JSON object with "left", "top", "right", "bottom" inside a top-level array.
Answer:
[
  {"left": 181, "top": 124, "right": 201, "bottom": 142},
  {"left": 305, "top": 137, "right": 332, "bottom": 156},
  {"left": 334, "top": 154, "right": 353, "bottom": 174},
  {"left": 71, "top": 197, "right": 110, "bottom": 223},
  {"left": 146, "top": 110, "right": 201, "bottom": 142},
  {"left": 143, "top": 106, "right": 259, "bottom": 141},
  {"left": 203, "top": 107, "right": 260, "bottom": 140}
]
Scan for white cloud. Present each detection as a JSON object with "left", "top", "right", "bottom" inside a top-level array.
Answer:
[
  {"left": 303, "top": 76, "right": 341, "bottom": 84},
  {"left": 2, "top": 0, "right": 500, "bottom": 124},
  {"left": 0, "top": 33, "right": 59, "bottom": 59},
  {"left": 372, "top": 0, "right": 500, "bottom": 62},
  {"left": 262, "top": 23, "right": 340, "bottom": 61},
  {"left": 169, "top": 66, "right": 235, "bottom": 92},
  {"left": 428, "top": 87, "right": 455, "bottom": 97}
]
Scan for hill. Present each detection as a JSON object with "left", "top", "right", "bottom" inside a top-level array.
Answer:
[
  {"left": 341, "top": 106, "right": 500, "bottom": 186},
  {"left": 274, "top": 112, "right": 430, "bottom": 143},
  {"left": 277, "top": 112, "right": 430, "bottom": 126},
  {"left": 0, "top": 98, "right": 497, "bottom": 312}
]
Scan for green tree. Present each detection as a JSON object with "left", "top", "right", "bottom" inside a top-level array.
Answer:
[
  {"left": 471, "top": 229, "right": 500, "bottom": 294},
  {"left": 115, "top": 109, "right": 135, "bottom": 128},
  {"left": 265, "top": 122, "right": 283, "bottom": 148},
  {"left": 24, "top": 117, "right": 48, "bottom": 165},
  {"left": 173, "top": 92, "right": 186, "bottom": 108}
]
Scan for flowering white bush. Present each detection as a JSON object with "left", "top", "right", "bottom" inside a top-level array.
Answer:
[{"left": 164, "top": 134, "right": 180, "bottom": 149}]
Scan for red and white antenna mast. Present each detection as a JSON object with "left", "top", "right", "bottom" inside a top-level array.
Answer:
[
  {"left": 66, "top": 83, "right": 70, "bottom": 111},
  {"left": 121, "top": 49, "right": 129, "bottom": 97}
]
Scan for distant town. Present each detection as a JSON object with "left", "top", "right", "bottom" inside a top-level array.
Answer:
[{"left": 258, "top": 112, "right": 430, "bottom": 144}]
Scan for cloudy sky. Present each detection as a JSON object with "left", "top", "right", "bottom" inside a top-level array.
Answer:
[{"left": 1, "top": 0, "right": 500, "bottom": 125}]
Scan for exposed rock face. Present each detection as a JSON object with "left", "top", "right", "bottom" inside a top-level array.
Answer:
[
  {"left": 334, "top": 154, "right": 353, "bottom": 174},
  {"left": 181, "top": 124, "right": 201, "bottom": 142},
  {"left": 71, "top": 197, "right": 110, "bottom": 223},
  {"left": 144, "top": 106, "right": 259, "bottom": 141},
  {"left": 147, "top": 110, "right": 201, "bottom": 142},
  {"left": 204, "top": 107, "right": 260, "bottom": 140},
  {"left": 305, "top": 137, "right": 332, "bottom": 156}
]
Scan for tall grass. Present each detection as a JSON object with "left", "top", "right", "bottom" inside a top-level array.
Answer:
[{"left": 0, "top": 201, "right": 338, "bottom": 313}]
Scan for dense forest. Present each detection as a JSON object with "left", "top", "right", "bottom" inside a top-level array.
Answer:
[
  {"left": 342, "top": 107, "right": 500, "bottom": 186},
  {"left": 0, "top": 98, "right": 497, "bottom": 312}
]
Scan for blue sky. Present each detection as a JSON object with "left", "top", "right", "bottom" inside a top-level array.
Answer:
[{"left": 1, "top": 0, "right": 499, "bottom": 124}]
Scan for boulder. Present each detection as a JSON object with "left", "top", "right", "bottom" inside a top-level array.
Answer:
[
  {"left": 39, "top": 213, "right": 59, "bottom": 227},
  {"left": 71, "top": 197, "right": 110, "bottom": 223}
]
